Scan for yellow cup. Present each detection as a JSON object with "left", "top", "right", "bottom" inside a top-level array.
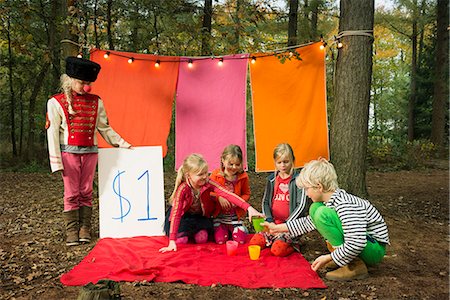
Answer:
[{"left": 248, "top": 245, "right": 261, "bottom": 260}]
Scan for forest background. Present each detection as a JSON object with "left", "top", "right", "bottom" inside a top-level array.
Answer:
[{"left": 0, "top": 0, "right": 448, "bottom": 196}]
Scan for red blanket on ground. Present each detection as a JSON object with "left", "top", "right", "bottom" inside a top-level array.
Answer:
[{"left": 60, "top": 236, "right": 326, "bottom": 289}]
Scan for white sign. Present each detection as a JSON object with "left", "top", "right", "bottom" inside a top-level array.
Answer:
[{"left": 98, "top": 146, "right": 165, "bottom": 238}]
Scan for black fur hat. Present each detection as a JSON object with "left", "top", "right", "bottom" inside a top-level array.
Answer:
[{"left": 65, "top": 56, "right": 101, "bottom": 82}]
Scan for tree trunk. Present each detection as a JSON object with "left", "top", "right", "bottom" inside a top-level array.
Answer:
[
  {"left": 233, "top": 0, "right": 242, "bottom": 53},
  {"left": 26, "top": 63, "right": 50, "bottom": 161},
  {"left": 153, "top": 12, "right": 160, "bottom": 53},
  {"left": 107, "top": 0, "right": 114, "bottom": 50},
  {"left": 131, "top": 4, "right": 139, "bottom": 53},
  {"left": 310, "top": 0, "right": 320, "bottom": 41},
  {"left": 93, "top": 0, "right": 100, "bottom": 48},
  {"left": 330, "top": 0, "right": 374, "bottom": 197},
  {"left": 62, "top": 0, "right": 79, "bottom": 58},
  {"left": 407, "top": 0, "right": 418, "bottom": 141},
  {"left": 287, "top": 0, "right": 298, "bottom": 46},
  {"left": 201, "top": 0, "right": 213, "bottom": 55},
  {"left": 48, "top": 0, "right": 62, "bottom": 93},
  {"left": 7, "top": 15, "right": 17, "bottom": 157},
  {"left": 431, "top": 0, "right": 449, "bottom": 148}
]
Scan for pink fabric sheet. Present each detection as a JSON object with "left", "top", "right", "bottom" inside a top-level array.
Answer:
[
  {"left": 175, "top": 55, "right": 249, "bottom": 171},
  {"left": 60, "top": 236, "right": 326, "bottom": 289}
]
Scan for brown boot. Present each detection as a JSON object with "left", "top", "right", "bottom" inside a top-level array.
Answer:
[
  {"left": 64, "top": 210, "right": 80, "bottom": 246},
  {"left": 324, "top": 260, "right": 338, "bottom": 270},
  {"left": 79, "top": 206, "right": 92, "bottom": 243},
  {"left": 325, "top": 258, "right": 369, "bottom": 281}
]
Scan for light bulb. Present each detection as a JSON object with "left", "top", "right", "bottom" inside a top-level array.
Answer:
[
  {"left": 251, "top": 56, "right": 256, "bottom": 64},
  {"left": 128, "top": 57, "right": 134, "bottom": 64},
  {"left": 103, "top": 51, "right": 110, "bottom": 59},
  {"left": 188, "top": 59, "right": 193, "bottom": 68},
  {"left": 218, "top": 58, "right": 224, "bottom": 66},
  {"left": 155, "top": 60, "right": 160, "bottom": 67}
]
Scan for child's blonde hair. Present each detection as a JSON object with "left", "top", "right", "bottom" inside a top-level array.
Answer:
[
  {"left": 220, "top": 144, "right": 243, "bottom": 173},
  {"left": 273, "top": 143, "right": 295, "bottom": 175},
  {"left": 296, "top": 158, "right": 339, "bottom": 193},
  {"left": 169, "top": 153, "right": 208, "bottom": 204},
  {"left": 60, "top": 74, "right": 76, "bottom": 114}
]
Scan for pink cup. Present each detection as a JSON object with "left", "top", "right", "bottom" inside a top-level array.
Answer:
[{"left": 226, "top": 240, "right": 238, "bottom": 256}]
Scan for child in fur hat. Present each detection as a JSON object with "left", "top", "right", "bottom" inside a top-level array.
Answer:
[{"left": 46, "top": 56, "right": 131, "bottom": 246}]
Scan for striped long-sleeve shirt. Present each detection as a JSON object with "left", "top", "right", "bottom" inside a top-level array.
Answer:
[{"left": 286, "top": 189, "right": 390, "bottom": 267}]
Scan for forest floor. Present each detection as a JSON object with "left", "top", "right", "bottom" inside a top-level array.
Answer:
[{"left": 0, "top": 159, "right": 448, "bottom": 300}]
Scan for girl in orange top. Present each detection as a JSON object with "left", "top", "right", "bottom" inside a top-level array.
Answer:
[{"left": 210, "top": 145, "right": 251, "bottom": 244}]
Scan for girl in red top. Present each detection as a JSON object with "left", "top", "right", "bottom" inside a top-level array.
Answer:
[
  {"left": 210, "top": 145, "right": 251, "bottom": 244},
  {"left": 249, "top": 143, "right": 310, "bottom": 256},
  {"left": 159, "top": 153, "right": 263, "bottom": 253}
]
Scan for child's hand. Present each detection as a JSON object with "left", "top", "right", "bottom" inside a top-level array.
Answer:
[
  {"left": 311, "top": 254, "right": 332, "bottom": 271},
  {"left": 159, "top": 240, "right": 177, "bottom": 253},
  {"left": 247, "top": 206, "right": 264, "bottom": 221},
  {"left": 218, "top": 197, "right": 232, "bottom": 210},
  {"left": 261, "top": 222, "right": 288, "bottom": 234}
]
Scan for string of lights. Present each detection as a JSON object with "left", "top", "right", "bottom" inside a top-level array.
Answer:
[{"left": 61, "top": 30, "right": 374, "bottom": 68}]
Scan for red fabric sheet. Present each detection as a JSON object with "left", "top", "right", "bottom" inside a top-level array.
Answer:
[{"left": 61, "top": 236, "right": 326, "bottom": 289}]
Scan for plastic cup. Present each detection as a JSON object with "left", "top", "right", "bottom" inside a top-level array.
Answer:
[
  {"left": 248, "top": 245, "right": 261, "bottom": 260},
  {"left": 226, "top": 240, "right": 238, "bottom": 256},
  {"left": 252, "top": 217, "right": 265, "bottom": 233}
]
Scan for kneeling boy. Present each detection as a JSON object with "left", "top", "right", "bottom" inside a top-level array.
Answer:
[{"left": 264, "top": 158, "right": 389, "bottom": 281}]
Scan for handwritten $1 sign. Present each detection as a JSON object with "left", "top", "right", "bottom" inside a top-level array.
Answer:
[{"left": 98, "top": 146, "right": 165, "bottom": 238}]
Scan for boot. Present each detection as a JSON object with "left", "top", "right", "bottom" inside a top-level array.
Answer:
[
  {"left": 64, "top": 210, "right": 80, "bottom": 246},
  {"left": 232, "top": 228, "right": 247, "bottom": 244},
  {"left": 325, "top": 258, "right": 369, "bottom": 281},
  {"left": 79, "top": 206, "right": 92, "bottom": 243},
  {"left": 214, "top": 224, "right": 229, "bottom": 244}
]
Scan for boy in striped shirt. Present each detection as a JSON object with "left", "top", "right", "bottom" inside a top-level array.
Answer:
[{"left": 262, "top": 158, "right": 389, "bottom": 281}]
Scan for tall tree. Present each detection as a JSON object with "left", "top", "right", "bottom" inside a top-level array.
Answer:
[
  {"left": 106, "top": 0, "right": 114, "bottom": 50},
  {"left": 6, "top": 11, "right": 17, "bottom": 156},
  {"left": 407, "top": 0, "right": 418, "bottom": 141},
  {"left": 287, "top": 0, "right": 298, "bottom": 46},
  {"left": 330, "top": 0, "right": 374, "bottom": 196},
  {"left": 201, "top": 0, "right": 213, "bottom": 55},
  {"left": 431, "top": 0, "right": 449, "bottom": 148}
]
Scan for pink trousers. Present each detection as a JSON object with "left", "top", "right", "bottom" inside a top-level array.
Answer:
[{"left": 61, "top": 152, "right": 98, "bottom": 211}]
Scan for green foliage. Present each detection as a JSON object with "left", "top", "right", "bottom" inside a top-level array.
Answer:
[
  {"left": 0, "top": 0, "right": 445, "bottom": 172},
  {"left": 368, "top": 135, "right": 438, "bottom": 170}
]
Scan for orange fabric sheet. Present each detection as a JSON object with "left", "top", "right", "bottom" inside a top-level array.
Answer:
[
  {"left": 90, "top": 50, "right": 179, "bottom": 156},
  {"left": 250, "top": 42, "right": 329, "bottom": 171}
]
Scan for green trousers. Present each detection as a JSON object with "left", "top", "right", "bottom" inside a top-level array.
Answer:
[{"left": 309, "top": 202, "right": 386, "bottom": 266}]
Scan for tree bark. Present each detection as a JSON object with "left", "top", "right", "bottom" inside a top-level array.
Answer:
[
  {"left": 107, "top": 0, "right": 114, "bottom": 50},
  {"left": 7, "top": 14, "right": 17, "bottom": 156},
  {"left": 233, "top": 0, "right": 242, "bottom": 53},
  {"left": 287, "top": 0, "right": 298, "bottom": 46},
  {"left": 407, "top": 0, "right": 418, "bottom": 141},
  {"left": 93, "top": 0, "right": 100, "bottom": 48},
  {"left": 26, "top": 63, "right": 50, "bottom": 161},
  {"left": 62, "top": 0, "right": 79, "bottom": 58},
  {"left": 201, "top": 0, "right": 213, "bottom": 55},
  {"left": 330, "top": 0, "right": 374, "bottom": 197},
  {"left": 431, "top": 0, "right": 449, "bottom": 148},
  {"left": 310, "top": 0, "right": 321, "bottom": 41}
]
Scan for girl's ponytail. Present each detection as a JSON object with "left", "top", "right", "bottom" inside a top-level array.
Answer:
[
  {"left": 60, "top": 74, "right": 76, "bottom": 114},
  {"left": 169, "top": 166, "right": 185, "bottom": 204}
]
